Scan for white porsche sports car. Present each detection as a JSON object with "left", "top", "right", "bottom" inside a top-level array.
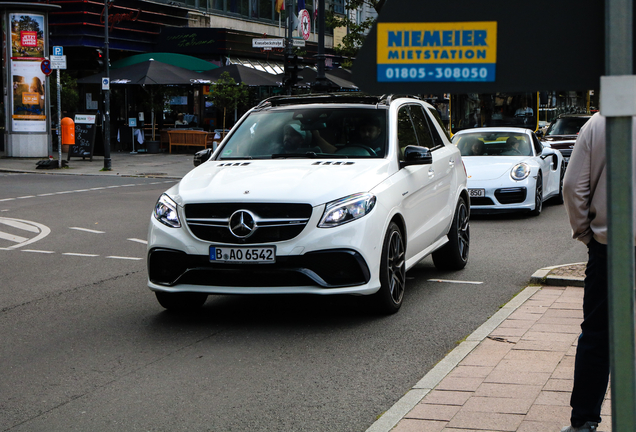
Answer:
[{"left": 452, "top": 127, "right": 564, "bottom": 215}]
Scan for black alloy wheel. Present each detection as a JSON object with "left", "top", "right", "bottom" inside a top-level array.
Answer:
[
  {"left": 529, "top": 173, "right": 543, "bottom": 216},
  {"left": 373, "top": 222, "right": 406, "bottom": 314},
  {"left": 432, "top": 197, "right": 470, "bottom": 270}
]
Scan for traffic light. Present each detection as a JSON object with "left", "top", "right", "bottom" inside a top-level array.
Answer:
[
  {"left": 284, "top": 54, "right": 303, "bottom": 87},
  {"left": 95, "top": 49, "right": 104, "bottom": 69}
]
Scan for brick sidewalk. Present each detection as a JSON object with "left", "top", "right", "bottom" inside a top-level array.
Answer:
[{"left": 375, "top": 285, "right": 611, "bottom": 432}]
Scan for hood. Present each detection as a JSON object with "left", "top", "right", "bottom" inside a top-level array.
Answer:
[
  {"left": 173, "top": 159, "right": 392, "bottom": 206},
  {"left": 463, "top": 156, "right": 532, "bottom": 181}
]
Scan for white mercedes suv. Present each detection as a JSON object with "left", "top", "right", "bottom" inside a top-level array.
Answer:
[{"left": 148, "top": 94, "right": 469, "bottom": 314}]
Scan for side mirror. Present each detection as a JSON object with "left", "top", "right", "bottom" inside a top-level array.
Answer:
[
  {"left": 193, "top": 148, "right": 213, "bottom": 167},
  {"left": 401, "top": 145, "right": 432, "bottom": 167}
]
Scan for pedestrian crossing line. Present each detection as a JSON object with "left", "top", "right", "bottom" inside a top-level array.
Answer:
[
  {"left": 63, "top": 253, "right": 99, "bottom": 257},
  {"left": 106, "top": 256, "right": 143, "bottom": 260},
  {"left": 22, "top": 249, "right": 55, "bottom": 254},
  {"left": 127, "top": 238, "right": 147, "bottom": 244},
  {"left": 69, "top": 227, "right": 105, "bottom": 234}
]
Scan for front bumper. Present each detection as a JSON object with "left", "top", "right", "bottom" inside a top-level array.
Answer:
[
  {"left": 146, "top": 201, "right": 385, "bottom": 296},
  {"left": 468, "top": 178, "right": 535, "bottom": 214}
]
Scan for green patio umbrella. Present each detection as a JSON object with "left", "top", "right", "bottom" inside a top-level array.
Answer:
[{"left": 110, "top": 53, "right": 219, "bottom": 73}]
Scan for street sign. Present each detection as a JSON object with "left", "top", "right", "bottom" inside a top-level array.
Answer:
[
  {"left": 40, "top": 59, "right": 52, "bottom": 76},
  {"left": 102, "top": 77, "right": 110, "bottom": 91},
  {"left": 299, "top": 9, "right": 311, "bottom": 41},
  {"left": 252, "top": 38, "right": 285, "bottom": 48},
  {"left": 292, "top": 38, "right": 306, "bottom": 47},
  {"left": 50, "top": 55, "right": 67, "bottom": 70},
  {"left": 52, "top": 46, "right": 63, "bottom": 56}
]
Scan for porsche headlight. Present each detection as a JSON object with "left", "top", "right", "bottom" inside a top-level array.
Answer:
[
  {"left": 154, "top": 194, "right": 181, "bottom": 228},
  {"left": 511, "top": 163, "right": 531, "bottom": 181},
  {"left": 319, "top": 193, "right": 376, "bottom": 228}
]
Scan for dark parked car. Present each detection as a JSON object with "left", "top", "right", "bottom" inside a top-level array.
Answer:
[{"left": 541, "top": 114, "right": 592, "bottom": 165}]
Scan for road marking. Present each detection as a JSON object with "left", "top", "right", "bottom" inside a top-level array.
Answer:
[
  {"left": 0, "top": 217, "right": 51, "bottom": 249},
  {"left": 0, "top": 198, "right": 16, "bottom": 202},
  {"left": 427, "top": 279, "right": 484, "bottom": 285},
  {"left": 0, "top": 219, "right": 40, "bottom": 233},
  {"left": 17, "top": 195, "right": 36, "bottom": 199},
  {"left": 63, "top": 253, "right": 99, "bottom": 257},
  {"left": 69, "top": 227, "right": 105, "bottom": 234},
  {"left": 127, "top": 238, "right": 147, "bottom": 244},
  {"left": 106, "top": 256, "right": 143, "bottom": 260},
  {"left": 0, "top": 231, "right": 28, "bottom": 243},
  {"left": 37, "top": 193, "right": 56, "bottom": 196},
  {"left": 22, "top": 249, "right": 55, "bottom": 254}
]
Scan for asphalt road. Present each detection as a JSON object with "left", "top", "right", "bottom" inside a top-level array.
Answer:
[{"left": 0, "top": 172, "right": 587, "bottom": 432}]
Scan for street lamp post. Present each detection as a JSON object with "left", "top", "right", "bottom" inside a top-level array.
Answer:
[{"left": 103, "top": 0, "right": 112, "bottom": 170}]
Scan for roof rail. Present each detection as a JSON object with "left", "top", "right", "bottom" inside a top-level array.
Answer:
[{"left": 256, "top": 93, "right": 388, "bottom": 108}]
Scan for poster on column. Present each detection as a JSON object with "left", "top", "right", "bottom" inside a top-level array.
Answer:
[
  {"left": 9, "top": 13, "right": 45, "bottom": 59},
  {"left": 11, "top": 61, "right": 46, "bottom": 132}
]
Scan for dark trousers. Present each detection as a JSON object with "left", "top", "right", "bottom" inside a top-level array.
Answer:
[{"left": 570, "top": 238, "right": 610, "bottom": 427}]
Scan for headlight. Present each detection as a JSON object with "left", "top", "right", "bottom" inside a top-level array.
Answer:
[
  {"left": 154, "top": 194, "right": 181, "bottom": 228},
  {"left": 318, "top": 193, "right": 376, "bottom": 228},
  {"left": 510, "top": 163, "right": 531, "bottom": 181}
]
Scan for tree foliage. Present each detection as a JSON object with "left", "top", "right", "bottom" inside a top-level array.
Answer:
[
  {"left": 207, "top": 72, "right": 250, "bottom": 130},
  {"left": 326, "top": 0, "right": 385, "bottom": 68},
  {"left": 49, "top": 71, "right": 79, "bottom": 115}
]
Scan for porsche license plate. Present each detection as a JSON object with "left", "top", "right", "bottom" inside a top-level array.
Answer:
[
  {"left": 469, "top": 189, "right": 485, "bottom": 198},
  {"left": 210, "top": 246, "right": 276, "bottom": 263}
]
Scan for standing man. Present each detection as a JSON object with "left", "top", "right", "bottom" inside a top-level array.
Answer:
[{"left": 561, "top": 113, "right": 636, "bottom": 432}]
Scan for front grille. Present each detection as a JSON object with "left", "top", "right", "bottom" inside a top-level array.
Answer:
[
  {"left": 495, "top": 187, "right": 527, "bottom": 204},
  {"left": 185, "top": 202, "right": 313, "bottom": 244},
  {"left": 148, "top": 248, "right": 370, "bottom": 288},
  {"left": 470, "top": 197, "right": 494, "bottom": 206}
]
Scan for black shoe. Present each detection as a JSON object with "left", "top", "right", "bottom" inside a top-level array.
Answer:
[{"left": 560, "top": 422, "right": 598, "bottom": 432}]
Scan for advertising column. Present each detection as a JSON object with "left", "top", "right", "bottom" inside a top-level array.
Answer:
[{"left": 2, "top": 7, "right": 54, "bottom": 157}]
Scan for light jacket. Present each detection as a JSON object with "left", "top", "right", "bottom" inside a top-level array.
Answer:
[{"left": 563, "top": 113, "right": 636, "bottom": 245}]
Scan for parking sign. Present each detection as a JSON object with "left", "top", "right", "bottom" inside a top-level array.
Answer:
[
  {"left": 102, "top": 77, "right": 110, "bottom": 90},
  {"left": 53, "top": 46, "right": 63, "bottom": 56}
]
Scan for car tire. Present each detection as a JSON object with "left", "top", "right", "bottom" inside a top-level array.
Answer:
[
  {"left": 155, "top": 291, "right": 208, "bottom": 312},
  {"left": 372, "top": 222, "right": 406, "bottom": 314},
  {"left": 529, "top": 173, "right": 543, "bottom": 216},
  {"left": 552, "top": 163, "right": 565, "bottom": 204},
  {"left": 432, "top": 197, "right": 470, "bottom": 271}
]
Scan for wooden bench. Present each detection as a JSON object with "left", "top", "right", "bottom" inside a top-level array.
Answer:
[{"left": 167, "top": 130, "right": 213, "bottom": 154}]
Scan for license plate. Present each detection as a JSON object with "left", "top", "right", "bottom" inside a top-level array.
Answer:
[
  {"left": 469, "top": 188, "right": 485, "bottom": 198},
  {"left": 210, "top": 246, "right": 276, "bottom": 263}
]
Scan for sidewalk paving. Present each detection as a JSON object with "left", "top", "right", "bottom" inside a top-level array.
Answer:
[
  {"left": 367, "top": 268, "right": 612, "bottom": 432},
  {"left": 0, "top": 151, "right": 606, "bottom": 432}
]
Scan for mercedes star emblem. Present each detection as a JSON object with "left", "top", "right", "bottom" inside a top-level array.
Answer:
[{"left": 229, "top": 210, "right": 257, "bottom": 238}]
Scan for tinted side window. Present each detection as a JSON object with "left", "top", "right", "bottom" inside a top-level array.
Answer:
[
  {"left": 397, "top": 106, "right": 418, "bottom": 159},
  {"left": 428, "top": 107, "right": 451, "bottom": 141},
  {"left": 409, "top": 105, "right": 435, "bottom": 149}
]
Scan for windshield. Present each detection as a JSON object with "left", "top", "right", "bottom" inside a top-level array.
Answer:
[
  {"left": 545, "top": 117, "right": 590, "bottom": 136},
  {"left": 217, "top": 108, "right": 388, "bottom": 160},
  {"left": 450, "top": 92, "right": 537, "bottom": 133},
  {"left": 453, "top": 132, "right": 533, "bottom": 157}
]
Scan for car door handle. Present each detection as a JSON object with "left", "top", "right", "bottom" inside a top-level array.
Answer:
[
  {"left": 449, "top": 158, "right": 455, "bottom": 167},
  {"left": 428, "top": 167, "right": 435, "bottom": 178}
]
